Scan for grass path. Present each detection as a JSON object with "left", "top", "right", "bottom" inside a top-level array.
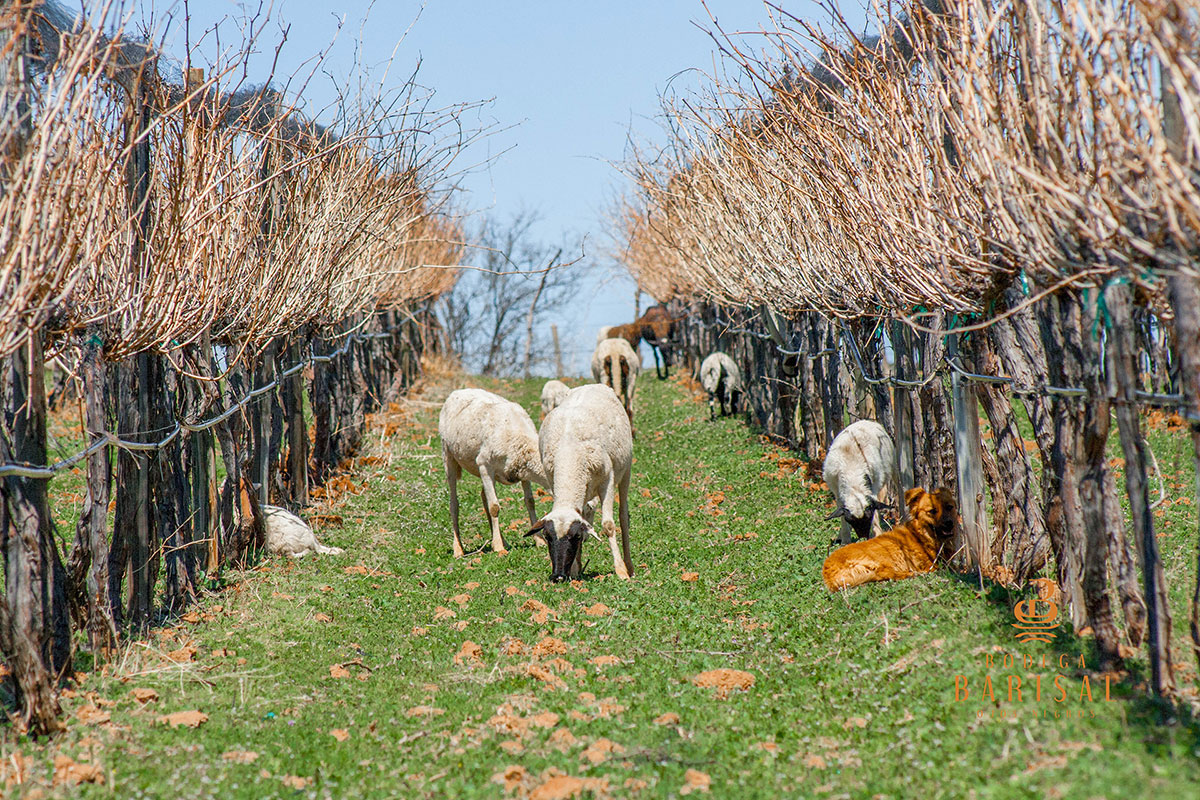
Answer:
[{"left": 6, "top": 370, "right": 1200, "bottom": 798}]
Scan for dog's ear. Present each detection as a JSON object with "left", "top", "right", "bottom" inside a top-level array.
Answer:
[
  {"left": 904, "top": 487, "right": 924, "bottom": 508},
  {"left": 933, "top": 487, "right": 956, "bottom": 510}
]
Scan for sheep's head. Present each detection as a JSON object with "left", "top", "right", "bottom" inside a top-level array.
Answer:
[
  {"left": 527, "top": 510, "right": 598, "bottom": 583},
  {"left": 825, "top": 476, "right": 890, "bottom": 540}
]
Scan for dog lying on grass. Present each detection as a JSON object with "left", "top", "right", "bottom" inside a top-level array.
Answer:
[{"left": 822, "top": 487, "right": 957, "bottom": 592}]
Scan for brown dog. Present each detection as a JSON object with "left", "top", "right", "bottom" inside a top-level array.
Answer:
[{"left": 822, "top": 487, "right": 958, "bottom": 592}]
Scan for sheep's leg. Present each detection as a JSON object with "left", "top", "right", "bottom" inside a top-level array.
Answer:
[
  {"left": 522, "top": 481, "right": 545, "bottom": 547},
  {"left": 617, "top": 471, "right": 633, "bottom": 578},
  {"left": 599, "top": 468, "right": 628, "bottom": 579},
  {"left": 839, "top": 520, "right": 854, "bottom": 546},
  {"left": 445, "top": 454, "right": 465, "bottom": 558},
  {"left": 478, "top": 468, "right": 507, "bottom": 554}
]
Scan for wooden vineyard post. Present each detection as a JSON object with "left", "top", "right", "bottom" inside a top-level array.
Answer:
[
  {"left": 1106, "top": 282, "right": 1173, "bottom": 694},
  {"left": 551, "top": 324, "right": 563, "bottom": 377},
  {"left": 891, "top": 321, "right": 915, "bottom": 505},
  {"left": 948, "top": 332, "right": 989, "bottom": 573},
  {"left": 74, "top": 340, "right": 117, "bottom": 653},
  {"left": 283, "top": 339, "right": 309, "bottom": 507},
  {"left": 1162, "top": 53, "right": 1200, "bottom": 674}
]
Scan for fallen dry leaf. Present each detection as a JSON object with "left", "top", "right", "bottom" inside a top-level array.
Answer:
[
  {"left": 314, "top": 613, "right": 333, "bottom": 623},
  {"left": 500, "top": 739, "right": 525, "bottom": 755},
  {"left": 522, "top": 598, "right": 557, "bottom": 624},
  {"left": 455, "top": 640, "right": 484, "bottom": 667},
  {"left": 530, "top": 772, "right": 609, "bottom": 800},
  {"left": 532, "top": 636, "right": 569, "bottom": 658},
  {"left": 842, "top": 716, "right": 868, "bottom": 729},
  {"left": 1, "top": 750, "right": 32, "bottom": 788},
  {"left": 548, "top": 728, "right": 578, "bottom": 752},
  {"left": 433, "top": 606, "right": 457, "bottom": 621},
  {"left": 406, "top": 705, "right": 445, "bottom": 718},
  {"left": 330, "top": 728, "right": 350, "bottom": 742},
  {"left": 692, "top": 669, "right": 755, "bottom": 699},
  {"left": 803, "top": 753, "right": 827, "bottom": 769},
  {"left": 681, "top": 571, "right": 699, "bottom": 582},
  {"left": 449, "top": 593, "right": 471, "bottom": 607},
  {"left": 52, "top": 755, "right": 104, "bottom": 786},
  {"left": 157, "top": 710, "right": 208, "bottom": 728},
  {"left": 581, "top": 737, "right": 624, "bottom": 765},
  {"left": 222, "top": 751, "right": 259, "bottom": 764},
  {"left": 130, "top": 687, "right": 159, "bottom": 704},
  {"left": 529, "top": 711, "right": 560, "bottom": 728},
  {"left": 589, "top": 655, "right": 620, "bottom": 667},
  {"left": 679, "top": 768, "right": 710, "bottom": 795},
  {"left": 583, "top": 603, "right": 612, "bottom": 617},
  {"left": 281, "top": 775, "right": 312, "bottom": 789},
  {"left": 330, "top": 664, "right": 352, "bottom": 679},
  {"left": 654, "top": 712, "right": 681, "bottom": 725},
  {"left": 76, "top": 705, "right": 111, "bottom": 725}
]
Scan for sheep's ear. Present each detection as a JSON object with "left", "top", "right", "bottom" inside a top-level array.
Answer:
[
  {"left": 904, "top": 487, "right": 924, "bottom": 508},
  {"left": 824, "top": 506, "right": 847, "bottom": 521},
  {"left": 527, "top": 519, "right": 551, "bottom": 538},
  {"left": 867, "top": 497, "right": 891, "bottom": 513}
]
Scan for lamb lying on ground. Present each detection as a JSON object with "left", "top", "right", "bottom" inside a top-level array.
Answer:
[
  {"left": 591, "top": 337, "right": 640, "bottom": 422},
  {"left": 263, "top": 506, "right": 344, "bottom": 557},
  {"left": 822, "top": 487, "right": 957, "bottom": 591},
  {"left": 699, "top": 352, "right": 742, "bottom": 419},
  {"left": 540, "top": 379, "right": 570, "bottom": 418},
  {"left": 823, "top": 420, "right": 895, "bottom": 544},
  {"left": 439, "top": 388, "right": 548, "bottom": 557},
  {"left": 528, "top": 384, "right": 634, "bottom": 582}
]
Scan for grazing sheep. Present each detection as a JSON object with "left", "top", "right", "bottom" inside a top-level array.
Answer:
[
  {"left": 263, "top": 506, "right": 344, "bottom": 557},
  {"left": 540, "top": 379, "right": 570, "bottom": 418},
  {"left": 439, "top": 388, "right": 549, "bottom": 558},
  {"left": 823, "top": 487, "right": 957, "bottom": 591},
  {"left": 699, "top": 352, "right": 742, "bottom": 419},
  {"left": 591, "top": 337, "right": 640, "bottom": 422},
  {"left": 823, "top": 420, "right": 896, "bottom": 544},
  {"left": 528, "top": 384, "right": 634, "bottom": 582}
]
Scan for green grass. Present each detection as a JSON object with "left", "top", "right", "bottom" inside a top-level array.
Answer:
[{"left": 6, "top": 372, "right": 1200, "bottom": 798}]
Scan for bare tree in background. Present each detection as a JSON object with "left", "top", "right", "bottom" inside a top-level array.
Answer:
[{"left": 440, "top": 211, "right": 584, "bottom": 377}]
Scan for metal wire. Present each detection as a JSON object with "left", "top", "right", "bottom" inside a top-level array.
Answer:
[
  {"left": 688, "top": 310, "right": 1196, "bottom": 417},
  {"left": 0, "top": 330, "right": 393, "bottom": 479}
]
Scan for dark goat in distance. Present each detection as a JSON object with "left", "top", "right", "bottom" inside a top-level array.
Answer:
[{"left": 606, "top": 305, "right": 683, "bottom": 379}]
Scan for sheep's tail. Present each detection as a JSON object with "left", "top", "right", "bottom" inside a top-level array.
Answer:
[{"left": 609, "top": 353, "right": 625, "bottom": 407}]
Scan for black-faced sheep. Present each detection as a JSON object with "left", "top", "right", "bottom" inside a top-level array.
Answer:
[
  {"left": 591, "top": 337, "right": 640, "bottom": 423},
  {"left": 699, "top": 352, "right": 742, "bottom": 419},
  {"left": 527, "top": 384, "right": 634, "bottom": 582},
  {"left": 823, "top": 420, "right": 896, "bottom": 544},
  {"left": 439, "top": 388, "right": 549, "bottom": 557}
]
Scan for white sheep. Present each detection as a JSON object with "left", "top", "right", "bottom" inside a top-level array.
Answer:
[
  {"left": 540, "top": 379, "right": 570, "bottom": 418},
  {"left": 528, "top": 384, "right": 634, "bottom": 582},
  {"left": 591, "top": 337, "right": 640, "bottom": 422},
  {"left": 439, "top": 388, "right": 549, "bottom": 557},
  {"left": 699, "top": 352, "right": 743, "bottom": 419},
  {"left": 823, "top": 420, "right": 896, "bottom": 544},
  {"left": 262, "top": 506, "right": 344, "bottom": 557}
]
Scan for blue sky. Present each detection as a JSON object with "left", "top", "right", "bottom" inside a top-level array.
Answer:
[{"left": 141, "top": 1, "right": 871, "bottom": 373}]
